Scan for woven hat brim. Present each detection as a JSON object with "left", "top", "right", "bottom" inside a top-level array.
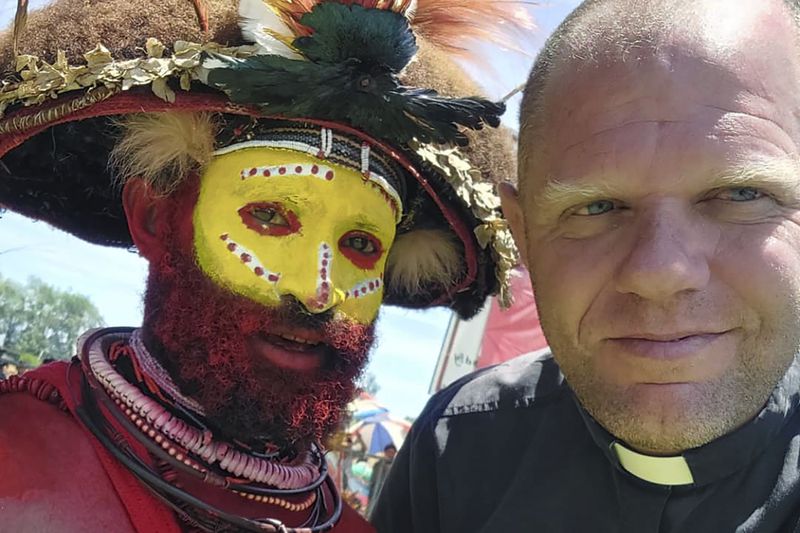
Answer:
[{"left": 0, "top": 89, "right": 479, "bottom": 308}]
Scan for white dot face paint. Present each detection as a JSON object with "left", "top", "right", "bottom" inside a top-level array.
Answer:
[
  {"left": 219, "top": 233, "right": 281, "bottom": 285},
  {"left": 312, "top": 243, "right": 333, "bottom": 311},
  {"left": 344, "top": 277, "right": 383, "bottom": 300}
]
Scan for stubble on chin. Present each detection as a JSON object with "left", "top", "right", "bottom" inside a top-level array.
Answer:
[{"left": 551, "top": 332, "right": 794, "bottom": 455}]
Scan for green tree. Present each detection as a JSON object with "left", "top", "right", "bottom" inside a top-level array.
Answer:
[
  {"left": 359, "top": 371, "right": 380, "bottom": 396},
  {"left": 0, "top": 275, "right": 104, "bottom": 362}
]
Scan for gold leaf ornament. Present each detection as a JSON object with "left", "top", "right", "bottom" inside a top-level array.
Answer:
[
  {"left": 145, "top": 38, "right": 167, "bottom": 59},
  {"left": 412, "top": 141, "right": 519, "bottom": 308},
  {"left": 0, "top": 39, "right": 254, "bottom": 118}
]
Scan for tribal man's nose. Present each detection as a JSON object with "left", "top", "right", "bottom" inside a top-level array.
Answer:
[{"left": 304, "top": 287, "right": 346, "bottom": 314}]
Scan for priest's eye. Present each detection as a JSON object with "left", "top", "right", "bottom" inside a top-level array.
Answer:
[
  {"left": 339, "top": 231, "right": 383, "bottom": 269},
  {"left": 715, "top": 187, "right": 765, "bottom": 202},
  {"left": 239, "top": 202, "right": 300, "bottom": 237},
  {"left": 574, "top": 199, "right": 620, "bottom": 216}
]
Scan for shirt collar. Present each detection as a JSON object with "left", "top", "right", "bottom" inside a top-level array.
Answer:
[
  {"left": 577, "top": 355, "right": 800, "bottom": 487},
  {"left": 611, "top": 442, "right": 694, "bottom": 485}
]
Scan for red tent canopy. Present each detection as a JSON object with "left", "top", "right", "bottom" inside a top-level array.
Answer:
[
  {"left": 476, "top": 267, "right": 548, "bottom": 369},
  {"left": 430, "top": 267, "right": 548, "bottom": 393}
]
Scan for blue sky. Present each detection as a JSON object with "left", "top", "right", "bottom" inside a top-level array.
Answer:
[{"left": 0, "top": 0, "right": 581, "bottom": 419}]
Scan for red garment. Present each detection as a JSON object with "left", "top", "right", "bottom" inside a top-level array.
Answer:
[{"left": 1, "top": 361, "right": 373, "bottom": 533}]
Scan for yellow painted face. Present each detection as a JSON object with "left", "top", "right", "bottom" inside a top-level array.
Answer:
[{"left": 193, "top": 147, "right": 398, "bottom": 324}]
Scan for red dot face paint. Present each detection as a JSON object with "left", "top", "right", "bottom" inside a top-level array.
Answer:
[{"left": 238, "top": 202, "right": 301, "bottom": 237}]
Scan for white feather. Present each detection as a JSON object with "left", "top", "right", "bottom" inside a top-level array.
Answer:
[
  {"left": 195, "top": 57, "right": 229, "bottom": 84},
  {"left": 403, "top": 0, "right": 418, "bottom": 20},
  {"left": 238, "top": 0, "right": 303, "bottom": 59}
]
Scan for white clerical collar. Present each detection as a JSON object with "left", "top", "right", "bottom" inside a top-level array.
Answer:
[{"left": 612, "top": 442, "right": 694, "bottom": 486}]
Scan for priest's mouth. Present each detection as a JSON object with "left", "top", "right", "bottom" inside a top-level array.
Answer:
[
  {"left": 248, "top": 332, "right": 328, "bottom": 372},
  {"left": 605, "top": 330, "right": 734, "bottom": 361}
]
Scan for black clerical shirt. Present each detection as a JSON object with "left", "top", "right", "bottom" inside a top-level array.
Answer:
[{"left": 371, "top": 351, "right": 800, "bottom": 533}]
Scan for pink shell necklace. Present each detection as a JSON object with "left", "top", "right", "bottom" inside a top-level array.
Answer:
[{"left": 86, "top": 330, "right": 321, "bottom": 491}]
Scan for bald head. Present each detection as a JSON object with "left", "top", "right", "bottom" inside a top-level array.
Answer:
[{"left": 519, "top": 0, "right": 800, "bottom": 196}]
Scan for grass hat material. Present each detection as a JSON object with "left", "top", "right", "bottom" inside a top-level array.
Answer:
[{"left": 0, "top": 0, "right": 526, "bottom": 318}]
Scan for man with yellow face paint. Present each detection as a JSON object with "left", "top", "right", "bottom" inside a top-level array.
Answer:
[
  {"left": 0, "top": 1, "right": 525, "bottom": 532},
  {"left": 194, "top": 146, "right": 399, "bottom": 325}
]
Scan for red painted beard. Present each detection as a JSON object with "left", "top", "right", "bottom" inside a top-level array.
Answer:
[{"left": 141, "top": 244, "right": 375, "bottom": 451}]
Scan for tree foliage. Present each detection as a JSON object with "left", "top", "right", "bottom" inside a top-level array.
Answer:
[
  {"left": 0, "top": 275, "right": 104, "bottom": 362},
  {"left": 359, "top": 371, "right": 380, "bottom": 396}
]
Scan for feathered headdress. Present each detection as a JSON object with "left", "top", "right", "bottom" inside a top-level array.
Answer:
[
  {"left": 0, "top": 0, "right": 530, "bottom": 317},
  {"left": 202, "top": 0, "right": 504, "bottom": 146}
]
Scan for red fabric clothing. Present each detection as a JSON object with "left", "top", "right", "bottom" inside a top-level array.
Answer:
[{"left": 2, "top": 361, "right": 373, "bottom": 533}]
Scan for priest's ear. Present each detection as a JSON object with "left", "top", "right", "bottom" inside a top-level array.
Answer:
[{"left": 498, "top": 181, "right": 529, "bottom": 269}]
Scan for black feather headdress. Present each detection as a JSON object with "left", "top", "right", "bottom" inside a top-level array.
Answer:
[{"left": 202, "top": 0, "right": 504, "bottom": 146}]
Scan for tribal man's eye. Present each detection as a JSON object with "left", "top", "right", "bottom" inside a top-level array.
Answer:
[
  {"left": 251, "top": 207, "right": 289, "bottom": 226},
  {"left": 345, "top": 235, "right": 377, "bottom": 254},
  {"left": 339, "top": 231, "right": 383, "bottom": 269},
  {"left": 239, "top": 202, "right": 300, "bottom": 237}
]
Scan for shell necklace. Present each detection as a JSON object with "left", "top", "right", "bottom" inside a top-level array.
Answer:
[{"left": 86, "top": 330, "right": 321, "bottom": 490}]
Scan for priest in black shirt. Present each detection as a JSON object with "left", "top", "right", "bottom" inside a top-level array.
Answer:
[{"left": 372, "top": 0, "right": 800, "bottom": 531}]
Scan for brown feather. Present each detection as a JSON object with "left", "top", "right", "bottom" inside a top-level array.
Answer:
[
  {"left": 13, "top": 0, "right": 29, "bottom": 55},
  {"left": 190, "top": 0, "right": 210, "bottom": 32},
  {"left": 411, "top": 0, "right": 535, "bottom": 57},
  {"left": 266, "top": 0, "right": 321, "bottom": 36},
  {"left": 266, "top": 0, "right": 415, "bottom": 36}
]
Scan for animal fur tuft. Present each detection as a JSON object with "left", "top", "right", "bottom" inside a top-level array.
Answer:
[
  {"left": 386, "top": 228, "right": 464, "bottom": 295},
  {"left": 109, "top": 112, "right": 216, "bottom": 195}
]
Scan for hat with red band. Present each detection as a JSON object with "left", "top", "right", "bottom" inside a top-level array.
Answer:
[{"left": 0, "top": 0, "right": 526, "bottom": 318}]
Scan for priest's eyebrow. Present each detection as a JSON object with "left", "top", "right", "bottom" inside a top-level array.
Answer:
[
  {"left": 706, "top": 160, "right": 800, "bottom": 197},
  {"left": 530, "top": 179, "right": 625, "bottom": 220},
  {"left": 532, "top": 159, "right": 800, "bottom": 214}
]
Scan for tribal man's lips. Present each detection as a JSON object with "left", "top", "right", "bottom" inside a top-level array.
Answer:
[
  {"left": 248, "top": 331, "right": 328, "bottom": 372},
  {"left": 605, "top": 331, "right": 734, "bottom": 360}
]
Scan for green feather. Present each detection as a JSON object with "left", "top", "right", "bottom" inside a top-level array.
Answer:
[
  {"left": 294, "top": 3, "right": 416, "bottom": 71},
  {"left": 201, "top": 3, "right": 503, "bottom": 147}
]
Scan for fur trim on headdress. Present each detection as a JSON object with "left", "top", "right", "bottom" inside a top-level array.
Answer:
[
  {"left": 385, "top": 228, "right": 464, "bottom": 297},
  {"left": 109, "top": 112, "right": 215, "bottom": 195}
]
